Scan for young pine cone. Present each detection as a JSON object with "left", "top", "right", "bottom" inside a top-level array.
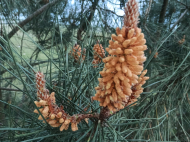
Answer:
[
  {"left": 70, "top": 44, "right": 86, "bottom": 62},
  {"left": 92, "top": 43, "right": 105, "bottom": 68},
  {"left": 34, "top": 72, "right": 95, "bottom": 132},
  {"left": 178, "top": 35, "right": 185, "bottom": 44},
  {"left": 35, "top": 72, "right": 72, "bottom": 131}
]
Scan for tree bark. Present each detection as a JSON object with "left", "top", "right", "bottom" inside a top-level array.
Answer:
[
  {"left": 156, "top": 0, "right": 169, "bottom": 39},
  {"left": 7, "top": 0, "right": 60, "bottom": 39},
  {"left": 158, "top": 0, "right": 169, "bottom": 24}
]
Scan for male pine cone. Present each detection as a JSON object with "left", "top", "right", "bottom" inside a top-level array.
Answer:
[
  {"left": 34, "top": 72, "right": 95, "bottom": 132},
  {"left": 70, "top": 44, "right": 86, "bottom": 62},
  {"left": 92, "top": 42, "right": 105, "bottom": 68},
  {"left": 92, "top": 0, "right": 149, "bottom": 112}
]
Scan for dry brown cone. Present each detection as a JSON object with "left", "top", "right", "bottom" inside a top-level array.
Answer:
[
  {"left": 0, "top": 46, "right": 2, "bottom": 51},
  {"left": 92, "top": 0, "right": 149, "bottom": 112},
  {"left": 92, "top": 41, "right": 105, "bottom": 68},
  {"left": 70, "top": 44, "right": 86, "bottom": 62},
  {"left": 34, "top": 72, "right": 99, "bottom": 131}
]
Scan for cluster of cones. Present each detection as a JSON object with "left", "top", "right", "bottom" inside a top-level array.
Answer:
[
  {"left": 92, "top": 0, "right": 149, "bottom": 112},
  {"left": 70, "top": 44, "right": 86, "bottom": 62},
  {"left": 92, "top": 42, "right": 105, "bottom": 68},
  {"left": 33, "top": 0, "right": 149, "bottom": 131},
  {"left": 34, "top": 72, "right": 98, "bottom": 131},
  {"left": 92, "top": 27, "right": 149, "bottom": 112}
]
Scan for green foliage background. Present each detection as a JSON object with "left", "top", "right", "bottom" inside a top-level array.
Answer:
[{"left": 0, "top": 0, "right": 190, "bottom": 141}]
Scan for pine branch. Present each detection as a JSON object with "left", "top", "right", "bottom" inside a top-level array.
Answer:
[
  {"left": 7, "top": 0, "right": 60, "bottom": 39},
  {"left": 170, "top": 9, "right": 188, "bottom": 31},
  {"left": 98, "top": 6, "right": 123, "bottom": 17},
  {"left": 77, "top": 0, "right": 99, "bottom": 42},
  {"left": 176, "top": 0, "right": 189, "bottom": 8}
]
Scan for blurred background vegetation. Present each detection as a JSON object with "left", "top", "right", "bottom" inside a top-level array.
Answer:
[{"left": 0, "top": 0, "right": 190, "bottom": 141}]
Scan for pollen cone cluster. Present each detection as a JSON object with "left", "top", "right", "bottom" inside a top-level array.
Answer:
[
  {"left": 34, "top": 72, "right": 98, "bottom": 131},
  {"left": 92, "top": 27, "right": 148, "bottom": 112},
  {"left": 92, "top": 0, "right": 149, "bottom": 112},
  {"left": 92, "top": 42, "right": 105, "bottom": 68},
  {"left": 70, "top": 44, "right": 86, "bottom": 62}
]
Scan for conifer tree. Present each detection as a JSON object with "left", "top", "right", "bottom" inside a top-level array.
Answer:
[{"left": 0, "top": 0, "right": 190, "bottom": 141}]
